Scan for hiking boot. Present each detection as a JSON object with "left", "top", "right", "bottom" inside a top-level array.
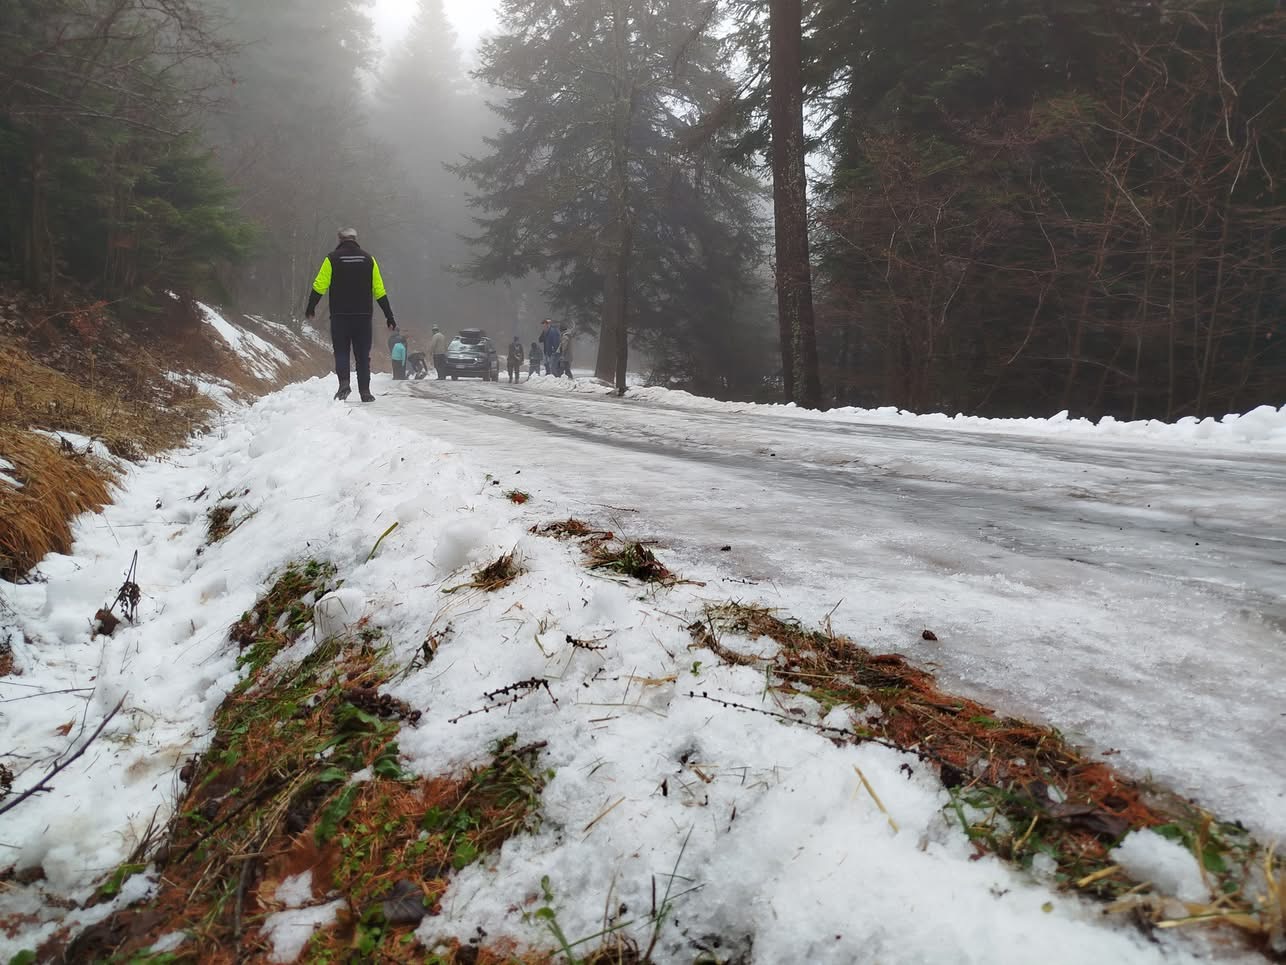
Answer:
[
  {"left": 334, "top": 385, "right": 351, "bottom": 401},
  {"left": 360, "top": 391, "right": 376, "bottom": 403}
]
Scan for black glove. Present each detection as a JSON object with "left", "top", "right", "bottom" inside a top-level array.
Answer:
[
  {"left": 305, "top": 310, "right": 315, "bottom": 321},
  {"left": 386, "top": 318, "right": 397, "bottom": 331}
]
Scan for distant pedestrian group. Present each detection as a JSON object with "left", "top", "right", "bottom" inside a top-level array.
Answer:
[{"left": 539, "top": 318, "right": 574, "bottom": 378}]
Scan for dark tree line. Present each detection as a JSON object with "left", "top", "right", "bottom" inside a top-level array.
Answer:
[
  {"left": 808, "top": 0, "right": 1284, "bottom": 419},
  {"left": 0, "top": 0, "right": 252, "bottom": 306}
]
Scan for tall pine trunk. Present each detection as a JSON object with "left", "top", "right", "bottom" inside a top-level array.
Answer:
[
  {"left": 24, "top": 136, "right": 52, "bottom": 294},
  {"left": 595, "top": 1, "right": 634, "bottom": 391},
  {"left": 769, "top": 0, "right": 820, "bottom": 408}
]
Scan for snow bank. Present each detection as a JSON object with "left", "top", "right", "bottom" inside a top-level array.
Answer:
[
  {"left": 0, "top": 375, "right": 1223, "bottom": 962},
  {"left": 524, "top": 376, "right": 1286, "bottom": 452},
  {"left": 262, "top": 899, "right": 346, "bottom": 963},
  {"left": 198, "top": 303, "right": 289, "bottom": 381},
  {"left": 0, "top": 456, "right": 21, "bottom": 488},
  {"left": 1112, "top": 830, "right": 1209, "bottom": 904},
  {"left": 32, "top": 430, "right": 118, "bottom": 465}
]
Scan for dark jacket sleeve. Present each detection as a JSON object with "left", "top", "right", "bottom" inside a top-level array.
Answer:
[
  {"left": 377, "top": 294, "right": 394, "bottom": 324},
  {"left": 306, "top": 289, "right": 323, "bottom": 316}
]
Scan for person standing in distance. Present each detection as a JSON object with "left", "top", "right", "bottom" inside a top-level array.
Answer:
[
  {"left": 305, "top": 227, "right": 396, "bottom": 402},
  {"left": 429, "top": 325, "right": 447, "bottom": 380},
  {"left": 539, "top": 318, "right": 561, "bottom": 376}
]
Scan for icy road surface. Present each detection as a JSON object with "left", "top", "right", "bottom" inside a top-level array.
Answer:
[{"left": 395, "top": 377, "right": 1286, "bottom": 838}]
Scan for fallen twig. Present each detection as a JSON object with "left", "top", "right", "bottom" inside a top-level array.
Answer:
[{"left": 0, "top": 696, "right": 125, "bottom": 818}]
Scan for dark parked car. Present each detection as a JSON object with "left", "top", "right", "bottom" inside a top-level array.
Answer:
[{"left": 440, "top": 328, "right": 500, "bottom": 381}]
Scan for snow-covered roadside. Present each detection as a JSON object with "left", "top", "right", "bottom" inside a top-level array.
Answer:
[
  {"left": 198, "top": 302, "right": 328, "bottom": 385},
  {"left": 521, "top": 373, "right": 1286, "bottom": 452},
  {"left": 0, "top": 378, "right": 1251, "bottom": 962}
]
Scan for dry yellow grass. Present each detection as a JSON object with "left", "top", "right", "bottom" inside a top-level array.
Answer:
[
  {"left": 0, "top": 341, "right": 214, "bottom": 459},
  {"left": 0, "top": 341, "right": 219, "bottom": 583},
  {"left": 0, "top": 428, "right": 113, "bottom": 580}
]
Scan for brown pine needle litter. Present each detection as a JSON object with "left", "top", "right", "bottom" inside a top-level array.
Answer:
[{"left": 689, "top": 601, "right": 1286, "bottom": 957}]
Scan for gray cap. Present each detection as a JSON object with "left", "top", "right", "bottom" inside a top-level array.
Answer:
[{"left": 338, "top": 226, "right": 358, "bottom": 240}]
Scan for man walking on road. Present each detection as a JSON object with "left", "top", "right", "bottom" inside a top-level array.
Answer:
[
  {"left": 306, "top": 227, "right": 396, "bottom": 402},
  {"left": 539, "top": 318, "right": 561, "bottom": 376},
  {"left": 430, "top": 325, "right": 448, "bottom": 380}
]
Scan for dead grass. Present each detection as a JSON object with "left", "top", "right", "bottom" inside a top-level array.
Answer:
[
  {"left": 691, "top": 602, "right": 1286, "bottom": 956},
  {"left": 205, "top": 503, "right": 237, "bottom": 544},
  {"left": 447, "top": 550, "right": 525, "bottom": 593},
  {"left": 533, "top": 518, "right": 615, "bottom": 542},
  {"left": 0, "top": 293, "right": 332, "bottom": 584},
  {"left": 0, "top": 343, "right": 216, "bottom": 583},
  {"left": 589, "top": 541, "right": 674, "bottom": 584},
  {"left": 0, "top": 342, "right": 214, "bottom": 460},
  {"left": 532, "top": 518, "right": 683, "bottom": 586},
  {"left": 0, "top": 428, "right": 113, "bottom": 581}
]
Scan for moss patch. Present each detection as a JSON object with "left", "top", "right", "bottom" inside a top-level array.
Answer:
[{"left": 36, "top": 561, "right": 550, "bottom": 964}]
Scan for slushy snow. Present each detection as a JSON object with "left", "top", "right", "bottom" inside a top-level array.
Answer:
[
  {"left": 0, "top": 371, "right": 1273, "bottom": 962},
  {"left": 262, "top": 899, "right": 347, "bottom": 963},
  {"left": 523, "top": 372, "right": 1286, "bottom": 452},
  {"left": 1112, "top": 830, "right": 1210, "bottom": 905},
  {"left": 198, "top": 302, "right": 301, "bottom": 382}
]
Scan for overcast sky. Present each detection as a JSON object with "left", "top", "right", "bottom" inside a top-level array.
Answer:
[{"left": 370, "top": 0, "right": 500, "bottom": 58}]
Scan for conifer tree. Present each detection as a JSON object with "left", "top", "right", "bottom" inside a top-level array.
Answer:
[
  {"left": 372, "top": 0, "right": 520, "bottom": 333},
  {"left": 454, "top": 0, "right": 766, "bottom": 393},
  {"left": 202, "top": 0, "right": 400, "bottom": 319},
  {"left": 0, "top": 0, "right": 251, "bottom": 303}
]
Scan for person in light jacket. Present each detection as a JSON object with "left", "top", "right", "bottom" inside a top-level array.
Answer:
[
  {"left": 558, "top": 323, "right": 575, "bottom": 378},
  {"left": 390, "top": 334, "right": 408, "bottom": 380},
  {"left": 429, "top": 325, "right": 448, "bottom": 380}
]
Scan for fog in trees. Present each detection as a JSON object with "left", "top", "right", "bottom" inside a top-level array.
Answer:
[{"left": 2, "top": 0, "right": 1280, "bottom": 416}]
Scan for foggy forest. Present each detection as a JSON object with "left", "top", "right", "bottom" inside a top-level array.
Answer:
[
  {"left": 3, "top": 4, "right": 1286, "bottom": 963},
  {"left": 2, "top": 0, "right": 1282, "bottom": 417}
]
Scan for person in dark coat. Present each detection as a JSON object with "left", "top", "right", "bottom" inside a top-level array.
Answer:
[
  {"left": 539, "top": 318, "right": 561, "bottom": 376},
  {"left": 528, "top": 340, "right": 542, "bottom": 380},
  {"left": 506, "top": 337, "right": 525, "bottom": 383},
  {"left": 305, "top": 227, "right": 396, "bottom": 402}
]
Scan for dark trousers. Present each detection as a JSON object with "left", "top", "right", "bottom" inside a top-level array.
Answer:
[
  {"left": 391, "top": 360, "right": 406, "bottom": 381},
  {"left": 507, "top": 362, "right": 521, "bottom": 382},
  {"left": 433, "top": 354, "right": 447, "bottom": 379},
  {"left": 331, "top": 314, "right": 373, "bottom": 392}
]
